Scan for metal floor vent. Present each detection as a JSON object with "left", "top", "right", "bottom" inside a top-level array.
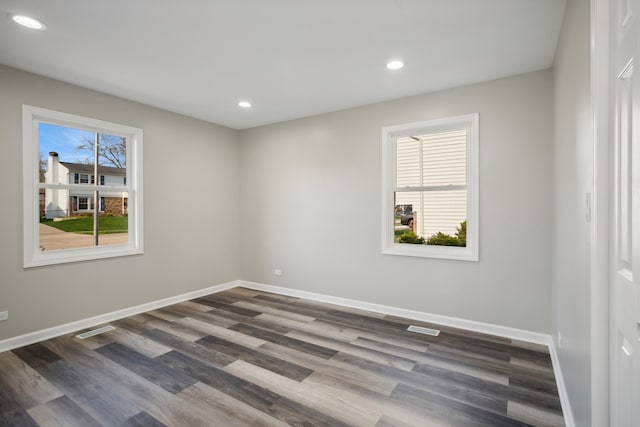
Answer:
[
  {"left": 75, "top": 325, "right": 116, "bottom": 339},
  {"left": 407, "top": 325, "right": 440, "bottom": 336}
]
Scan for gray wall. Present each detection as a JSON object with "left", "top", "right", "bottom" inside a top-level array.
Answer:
[
  {"left": 0, "top": 65, "right": 241, "bottom": 341},
  {"left": 0, "top": 64, "right": 559, "bottom": 342},
  {"left": 551, "top": 0, "right": 592, "bottom": 424},
  {"left": 239, "top": 70, "right": 554, "bottom": 333}
]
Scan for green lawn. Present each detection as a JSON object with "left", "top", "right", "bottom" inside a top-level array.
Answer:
[{"left": 41, "top": 217, "right": 128, "bottom": 234}]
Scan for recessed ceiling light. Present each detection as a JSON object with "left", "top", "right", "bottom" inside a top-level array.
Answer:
[
  {"left": 11, "top": 14, "right": 46, "bottom": 30},
  {"left": 238, "top": 101, "right": 252, "bottom": 108},
  {"left": 386, "top": 60, "right": 404, "bottom": 71}
]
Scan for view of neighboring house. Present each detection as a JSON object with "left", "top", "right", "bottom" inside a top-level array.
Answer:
[
  {"left": 395, "top": 129, "right": 467, "bottom": 239},
  {"left": 44, "top": 151, "right": 128, "bottom": 219}
]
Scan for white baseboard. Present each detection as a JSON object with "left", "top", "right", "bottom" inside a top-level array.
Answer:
[
  {"left": 548, "top": 339, "right": 576, "bottom": 427},
  {"left": 239, "top": 280, "right": 552, "bottom": 345},
  {"left": 0, "top": 280, "right": 240, "bottom": 353}
]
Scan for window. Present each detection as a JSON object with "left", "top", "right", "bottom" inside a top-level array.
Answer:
[
  {"left": 77, "top": 196, "right": 89, "bottom": 211},
  {"left": 382, "top": 114, "right": 479, "bottom": 260},
  {"left": 23, "top": 105, "right": 144, "bottom": 267}
]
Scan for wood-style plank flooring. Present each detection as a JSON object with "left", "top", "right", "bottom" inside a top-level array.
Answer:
[{"left": 0, "top": 287, "right": 565, "bottom": 426}]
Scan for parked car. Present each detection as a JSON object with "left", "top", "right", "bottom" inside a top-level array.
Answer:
[{"left": 400, "top": 211, "right": 414, "bottom": 227}]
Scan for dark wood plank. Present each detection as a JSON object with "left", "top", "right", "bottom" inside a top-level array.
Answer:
[
  {"left": 412, "top": 358, "right": 563, "bottom": 413},
  {"left": 287, "top": 329, "right": 417, "bottom": 371},
  {"left": 95, "top": 342, "right": 197, "bottom": 394},
  {"left": 27, "top": 395, "right": 102, "bottom": 427},
  {"left": 156, "top": 304, "right": 237, "bottom": 328},
  {"left": 142, "top": 328, "right": 186, "bottom": 348},
  {"left": 121, "top": 410, "right": 167, "bottom": 427},
  {"left": 266, "top": 391, "right": 353, "bottom": 427},
  {"left": 353, "top": 335, "right": 511, "bottom": 380},
  {"left": 174, "top": 341, "right": 236, "bottom": 367},
  {"left": 192, "top": 297, "right": 262, "bottom": 317},
  {"left": 333, "top": 352, "right": 509, "bottom": 414},
  {"left": 0, "top": 410, "right": 39, "bottom": 427},
  {"left": 229, "top": 323, "right": 338, "bottom": 359},
  {"left": 112, "top": 316, "right": 155, "bottom": 336},
  {"left": 12, "top": 343, "right": 62, "bottom": 369},
  {"left": 197, "top": 335, "right": 314, "bottom": 382},
  {"left": 36, "top": 359, "right": 140, "bottom": 426},
  {"left": 391, "top": 382, "right": 533, "bottom": 427},
  {"left": 0, "top": 375, "right": 40, "bottom": 427},
  {"left": 156, "top": 350, "right": 280, "bottom": 412}
]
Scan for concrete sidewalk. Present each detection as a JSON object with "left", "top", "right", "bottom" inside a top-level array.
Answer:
[{"left": 39, "top": 223, "right": 128, "bottom": 251}]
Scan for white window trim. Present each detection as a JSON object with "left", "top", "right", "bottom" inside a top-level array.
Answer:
[
  {"left": 77, "top": 196, "right": 90, "bottom": 211},
  {"left": 381, "top": 113, "right": 479, "bottom": 261},
  {"left": 23, "top": 105, "right": 144, "bottom": 267}
]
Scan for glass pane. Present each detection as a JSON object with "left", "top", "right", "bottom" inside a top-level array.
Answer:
[
  {"left": 39, "top": 122, "right": 95, "bottom": 186},
  {"left": 396, "top": 130, "right": 466, "bottom": 189},
  {"left": 39, "top": 206, "right": 94, "bottom": 251},
  {"left": 39, "top": 191, "right": 129, "bottom": 251},
  {"left": 395, "top": 190, "right": 467, "bottom": 246},
  {"left": 97, "top": 133, "right": 127, "bottom": 187},
  {"left": 396, "top": 137, "right": 420, "bottom": 187},
  {"left": 98, "top": 191, "right": 129, "bottom": 247},
  {"left": 420, "top": 130, "right": 466, "bottom": 187},
  {"left": 40, "top": 122, "right": 96, "bottom": 221}
]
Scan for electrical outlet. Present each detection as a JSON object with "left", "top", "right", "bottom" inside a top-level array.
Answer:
[
  {"left": 274, "top": 269, "right": 282, "bottom": 277},
  {"left": 0, "top": 311, "right": 8, "bottom": 321}
]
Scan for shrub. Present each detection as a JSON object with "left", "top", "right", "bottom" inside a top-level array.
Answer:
[
  {"left": 456, "top": 220, "right": 466, "bottom": 243},
  {"left": 426, "top": 220, "right": 467, "bottom": 247},
  {"left": 399, "top": 230, "right": 425, "bottom": 244}
]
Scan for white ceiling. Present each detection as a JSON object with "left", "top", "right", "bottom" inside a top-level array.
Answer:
[{"left": 0, "top": 0, "right": 566, "bottom": 130}]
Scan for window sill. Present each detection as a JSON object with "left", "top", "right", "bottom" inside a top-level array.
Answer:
[
  {"left": 382, "top": 244, "right": 478, "bottom": 261},
  {"left": 24, "top": 245, "right": 143, "bottom": 268}
]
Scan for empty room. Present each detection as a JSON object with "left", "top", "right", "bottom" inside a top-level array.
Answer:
[{"left": 0, "top": 0, "right": 635, "bottom": 426}]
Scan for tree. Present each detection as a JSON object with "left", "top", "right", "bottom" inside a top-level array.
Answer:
[
  {"left": 77, "top": 134, "right": 126, "bottom": 168},
  {"left": 39, "top": 153, "right": 47, "bottom": 182}
]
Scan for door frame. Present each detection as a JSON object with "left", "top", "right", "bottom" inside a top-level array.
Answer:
[{"left": 591, "top": 0, "right": 610, "bottom": 425}]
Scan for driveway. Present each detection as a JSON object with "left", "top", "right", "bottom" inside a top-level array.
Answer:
[{"left": 39, "top": 223, "right": 128, "bottom": 251}]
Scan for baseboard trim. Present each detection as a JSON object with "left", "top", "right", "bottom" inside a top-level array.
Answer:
[
  {"left": 548, "top": 339, "right": 576, "bottom": 427},
  {"left": 0, "top": 280, "right": 240, "bottom": 353},
  {"left": 239, "top": 281, "right": 551, "bottom": 345}
]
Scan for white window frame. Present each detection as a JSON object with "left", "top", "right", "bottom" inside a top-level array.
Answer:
[
  {"left": 381, "top": 113, "right": 479, "bottom": 261},
  {"left": 23, "top": 105, "right": 144, "bottom": 267},
  {"left": 77, "top": 196, "right": 90, "bottom": 211}
]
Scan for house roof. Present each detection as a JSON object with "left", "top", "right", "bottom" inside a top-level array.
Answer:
[{"left": 60, "top": 162, "right": 126, "bottom": 176}]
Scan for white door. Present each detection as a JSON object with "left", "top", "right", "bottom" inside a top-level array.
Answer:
[{"left": 611, "top": 0, "right": 640, "bottom": 425}]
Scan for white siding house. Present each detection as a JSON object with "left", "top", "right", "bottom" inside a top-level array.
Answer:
[
  {"left": 44, "top": 152, "right": 127, "bottom": 219},
  {"left": 395, "top": 130, "right": 467, "bottom": 238}
]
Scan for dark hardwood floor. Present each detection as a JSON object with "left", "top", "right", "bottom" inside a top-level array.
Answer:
[{"left": 0, "top": 287, "right": 565, "bottom": 426}]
